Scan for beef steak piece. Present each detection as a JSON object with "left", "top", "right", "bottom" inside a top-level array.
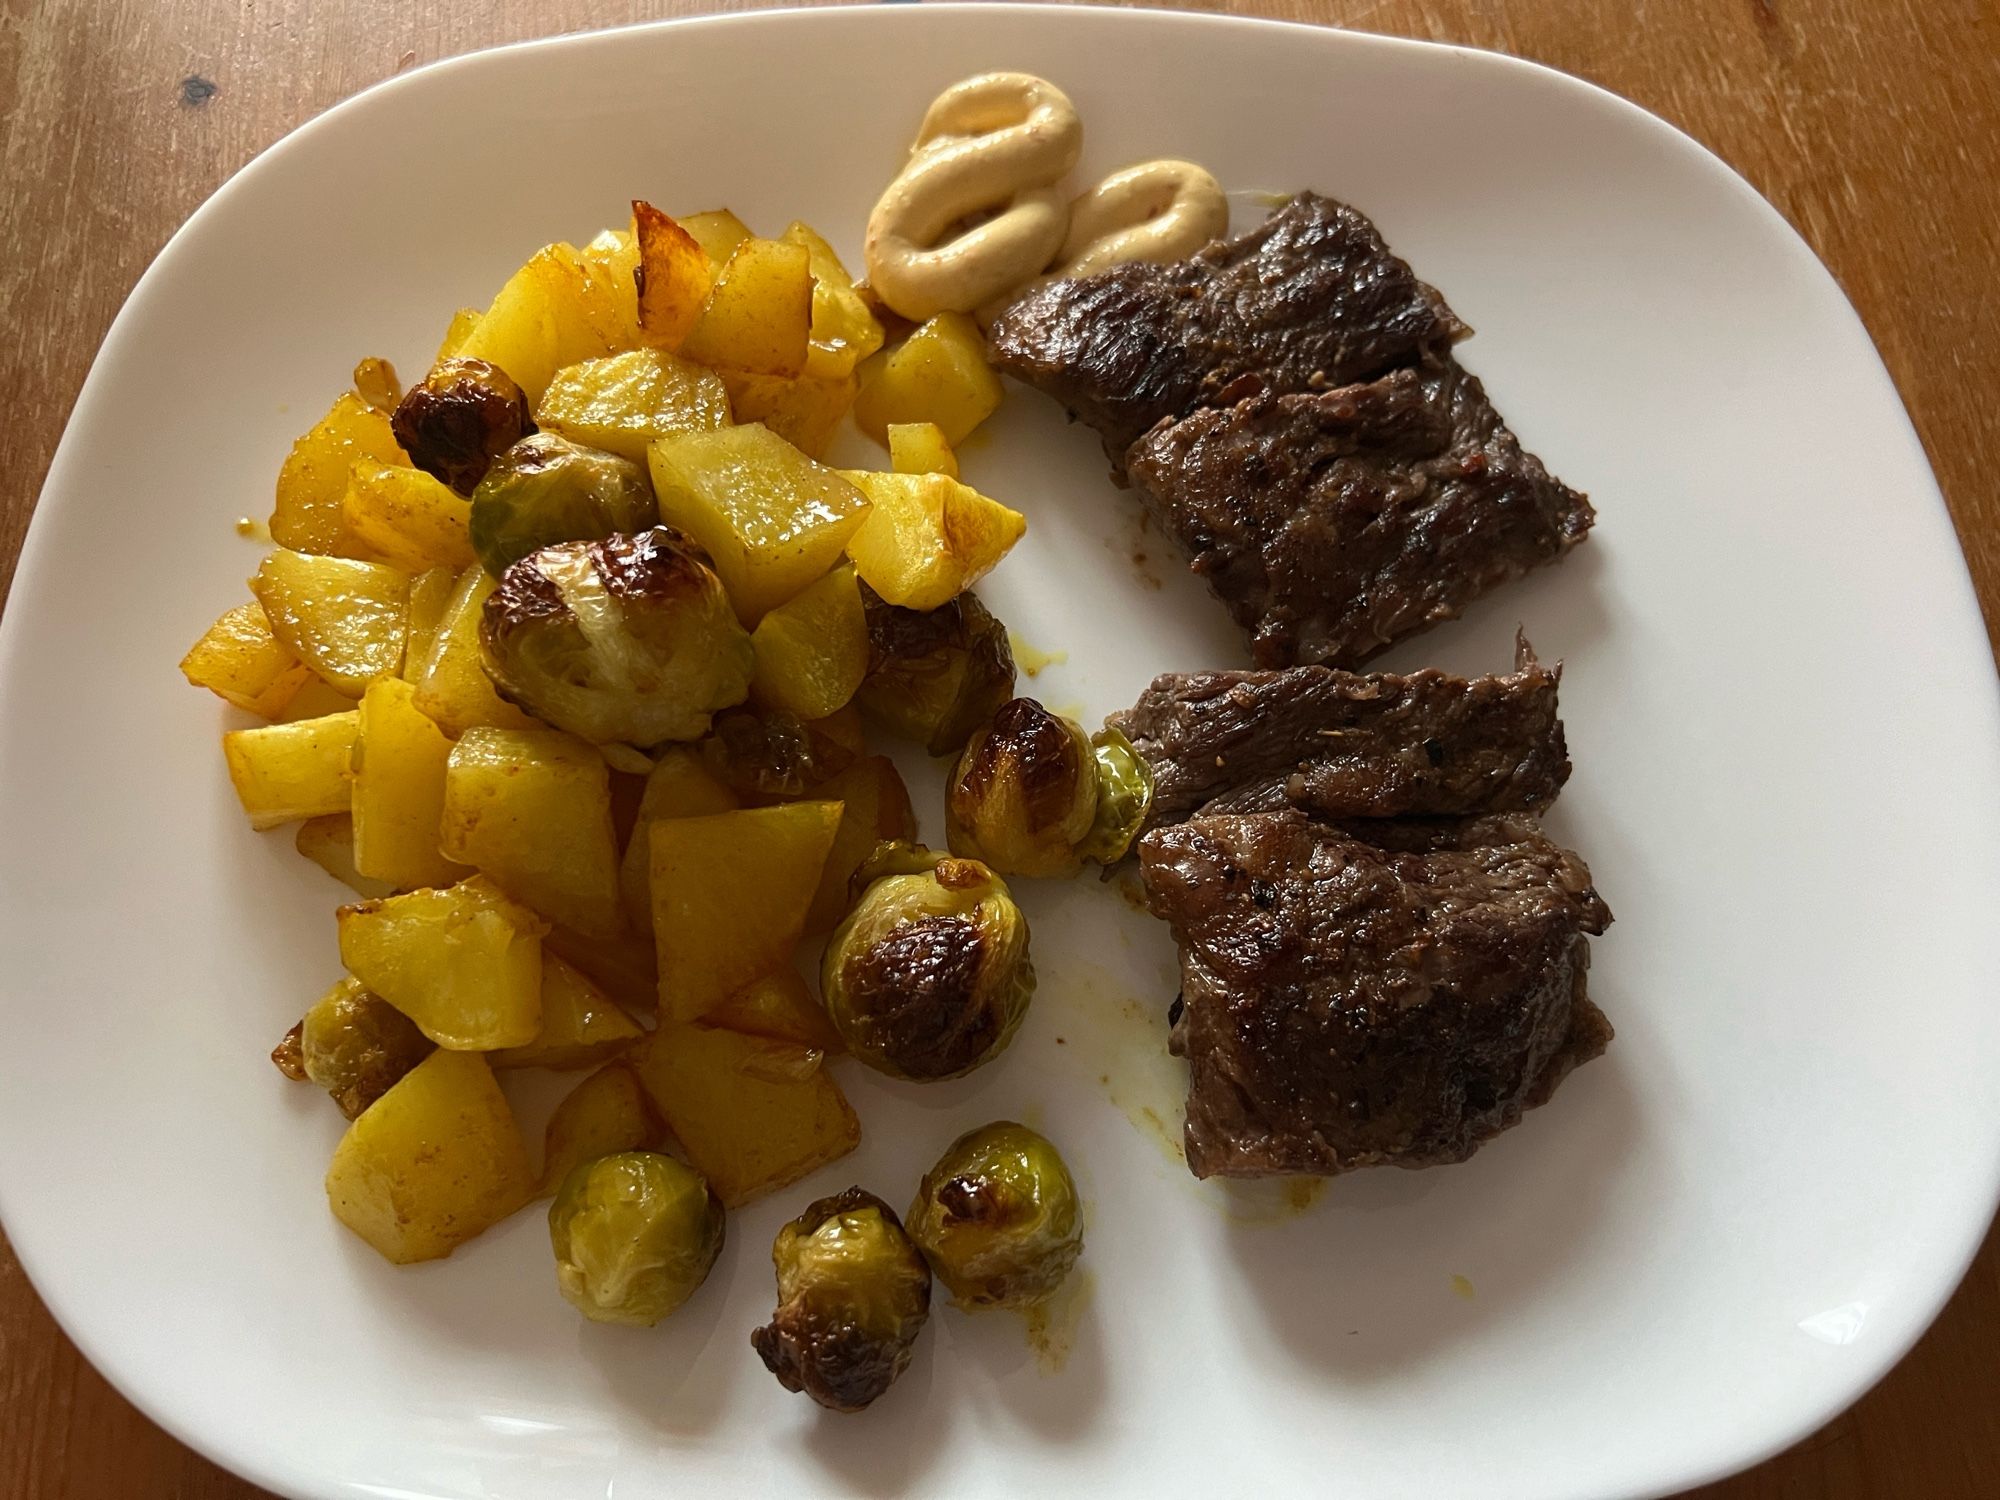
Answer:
[
  {"left": 1126, "top": 357, "right": 1594, "bottom": 669},
  {"left": 986, "top": 191, "right": 1466, "bottom": 472},
  {"left": 1111, "top": 637, "right": 1568, "bottom": 827},
  {"left": 1140, "top": 811, "right": 1612, "bottom": 1180}
]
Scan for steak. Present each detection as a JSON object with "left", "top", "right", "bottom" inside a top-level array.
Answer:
[
  {"left": 987, "top": 191, "right": 1466, "bottom": 471},
  {"left": 1111, "top": 637, "right": 1568, "bottom": 827},
  {"left": 1141, "top": 812, "right": 1612, "bottom": 1179},
  {"left": 1125, "top": 358, "right": 1594, "bottom": 668}
]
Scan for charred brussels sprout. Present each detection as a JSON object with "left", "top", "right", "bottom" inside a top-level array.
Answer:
[
  {"left": 945, "top": 699, "right": 1155, "bottom": 877},
  {"left": 907, "top": 1122, "right": 1082, "bottom": 1309},
  {"left": 750, "top": 1187, "right": 931, "bottom": 1411},
  {"left": 548, "top": 1151, "right": 725, "bottom": 1327},
  {"left": 821, "top": 843, "right": 1033, "bottom": 1081},
  {"left": 700, "top": 706, "right": 857, "bottom": 802},
  {"left": 855, "top": 584, "right": 1015, "bottom": 755},
  {"left": 481, "top": 527, "right": 753, "bottom": 747},
  {"left": 276, "top": 977, "right": 434, "bottom": 1119},
  {"left": 469, "top": 433, "right": 658, "bottom": 577},
  {"left": 392, "top": 357, "right": 534, "bottom": 496}
]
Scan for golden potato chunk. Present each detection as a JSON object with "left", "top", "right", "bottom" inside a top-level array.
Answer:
[
  {"left": 222, "top": 710, "right": 358, "bottom": 830},
  {"left": 251, "top": 549, "right": 410, "bottom": 695},
  {"left": 650, "top": 801, "right": 843, "bottom": 1021},
  {"left": 325, "top": 1049, "right": 536, "bottom": 1263},
  {"left": 632, "top": 201, "right": 714, "bottom": 350},
  {"left": 678, "top": 237, "right": 813, "bottom": 378},
  {"left": 340, "top": 463, "right": 476, "bottom": 573},
  {"left": 887, "top": 421, "right": 959, "bottom": 479},
  {"left": 352, "top": 678, "right": 466, "bottom": 890},
  {"left": 749, "top": 563, "right": 868, "bottom": 720},
  {"left": 544, "top": 923, "right": 659, "bottom": 1018},
  {"left": 490, "top": 953, "right": 642, "bottom": 1070},
  {"left": 337, "top": 876, "right": 546, "bottom": 1050},
  {"left": 276, "top": 676, "right": 361, "bottom": 722},
  {"left": 295, "top": 815, "right": 394, "bottom": 898},
  {"left": 782, "top": 221, "right": 885, "bottom": 380},
  {"left": 436, "top": 307, "right": 483, "bottom": 362},
  {"left": 805, "top": 755, "right": 918, "bottom": 934},
  {"left": 721, "top": 369, "right": 856, "bottom": 460},
  {"left": 410, "top": 567, "right": 537, "bottom": 737},
  {"left": 401, "top": 566, "right": 458, "bottom": 685},
  {"left": 181, "top": 602, "right": 313, "bottom": 718},
  {"left": 811, "top": 702, "right": 867, "bottom": 757},
  {"left": 538, "top": 348, "right": 731, "bottom": 463},
  {"left": 647, "top": 424, "right": 871, "bottom": 621},
  {"left": 842, "top": 471, "right": 1026, "bottom": 610},
  {"left": 271, "top": 393, "right": 409, "bottom": 558},
  {"left": 618, "top": 747, "right": 739, "bottom": 932},
  {"left": 852, "top": 312, "right": 1004, "bottom": 446},
  {"left": 677, "top": 208, "right": 752, "bottom": 268},
  {"left": 629, "top": 1021, "right": 859, "bottom": 1207},
  {"left": 456, "top": 242, "right": 620, "bottom": 402},
  {"left": 439, "top": 727, "right": 623, "bottom": 939},
  {"left": 537, "top": 1062, "right": 661, "bottom": 1197},
  {"left": 579, "top": 227, "right": 644, "bottom": 351},
  {"left": 706, "top": 968, "right": 842, "bottom": 1052}
]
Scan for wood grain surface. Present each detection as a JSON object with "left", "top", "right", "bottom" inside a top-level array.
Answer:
[{"left": 2, "top": 1, "right": 1996, "bottom": 1495}]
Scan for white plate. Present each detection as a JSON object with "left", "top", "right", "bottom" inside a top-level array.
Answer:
[{"left": 3, "top": 7, "right": 1997, "bottom": 1499}]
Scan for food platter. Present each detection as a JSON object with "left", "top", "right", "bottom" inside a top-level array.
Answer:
[{"left": 2, "top": 7, "right": 1998, "bottom": 1498}]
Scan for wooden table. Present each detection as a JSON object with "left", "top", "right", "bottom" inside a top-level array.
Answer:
[{"left": 2, "top": 0, "right": 1996, "bottom": 1494}]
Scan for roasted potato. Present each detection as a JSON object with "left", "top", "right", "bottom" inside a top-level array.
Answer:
[
  {"left": 490, "top": 953, "right": 642, "bottom": 1070},
  {"left": 537, "top": 1061, "right": 663, "bottom": 1197},
  {"left": 887, "top": 421, "right": 958, "bottom": 479},
  {"left": 649, "top": 801, "right": 843, "bottom": 1021},
  {"left": 401, "top": 566, "right": 458, "bottom": 684},
  {"left": 181, "top": 603, "right": 313, "bottom": 718},
  {"left": 538, "top": 348, "right": 731, "bottom": 463},
  {"left": 410, "top": 567, "right": 538, "bottom": 738},
  {"left": 341, "top": 463, "right": 477, "bottom": 573},
  {"left": 841, "top": 471, "right": 1026, "bottom": 610},
  {"left": 271, "top": 393, "right": 408, "bottom": 557},
  {"left": 679, "top": 237, "right": 813, "bottom": 378},
  {"left": 544, "top": 922, "right": 659, "bottom": 1018},
  {"left": 250, "top": 549, "right": 410, "bottom": 695},
  {"left": 295, "top": 814, "right": 394, "bottom": 898},
  {"left": 629, "top": 1021, "right": 860, "bottom": 1207},
  {"left": 852, "top": 313, "right": 1003, "bottom": 447},
  {"left": 782, "top": 220, "right": 885, "bottom": 379},
  {"left": 351, "top": 677, "right": 465, "bottom": 890},
  {"left": 804, "top": 755, "right": 917, "bottom": 934},
  {"left": 720, "top": 369, "right": 856, "bottom": 460},
  {"left": 222, "top": 711, "right": 358, "bottom": 830},
  {"left": 456, "top": 243, "right": 622, "bottom": 402},
  {"left": 337, "top": 876, "right": 547, "bottom": 1050},
  {"left": 677, "top": 208, "right": 752, "bottom": 267},
  {"left": 324, "top": 1048, "right": 536, "bottom": 1263},
  {"left": 618, "top": 747, "right": 740, "bottom": 932},
  {"left": 436, "top": 307, "right": 483, "bottom": 362},
  {"left": 749, "top": 563, "right": 868, "bottom": 720},
  {"left": 706, "top": 968, "right": 842, "bottom": 1053},
  {"left": 579, "top": 226, "right": 645, "bottom": 351},
  {"left": 632, "top": 202, "right": 713, "bottom": 350}
]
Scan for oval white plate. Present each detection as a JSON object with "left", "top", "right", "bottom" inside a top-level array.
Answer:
[{"left": 3, "top": 8, "right": 1997, "bottom": 1499}]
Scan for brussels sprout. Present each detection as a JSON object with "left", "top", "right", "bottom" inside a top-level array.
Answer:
[
  {"left": 820, "top": 843, "right": 1033, "bottom": 1081},
  {"left": 750, "top": 1187, "right": 932, "bottom": 1411},
  {"left": 271, "top": 976, "right": 435, "bottom": 1119},
  {"left": 700, "top": 705, "right": 858, "bottom": 802},
  {"left": 480, "top": 527, "right": 754, "bottom": 747},
  {"left": 945, "top": 699, "right": 1155, "bottom": 877},
  {"left": 548, "top": 1150, "right": 725, "bottom": 1327},
  {"left": 855, "top": 584, "right": 1015, "bottom": 755},
  {"left": 392, "top": 357, "right": 534, "bottom": 496},
  {"left": 906, "top": 1122, "right": 1082, "bottom": 1309},
  {"left": 469, "top": 433, "right": 659, "bottom": 577}
]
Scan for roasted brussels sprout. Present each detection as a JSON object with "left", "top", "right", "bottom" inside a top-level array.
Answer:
[
  {"left": 750, "top": 1187, "right": 932, "bottom": 1411},
  {"left": 480, "top": 527, "right": 753, "bottom": 747},
  {"left": 700, "top": 705, "right": 858, "bottom": 801},
  {"left": 907, "top": 1122, "right": 1082, "bottom": 1309},
  {"left": 548, "top": 1151, "right": 725, "bottom": 1327},
  {"left": 855, "top": 584, "right": 1015, "bottom": 755},
  {"left": 392, "top": 357, "right": 534, "bottom": 496},
  {"left": 273, "top": 976, "right": 435, "bottom": 1119},
  {"left": 469, "top": 433, "right": 658, "bottom": 577},
  {"left": 945, "top": 699, "right": 1154, "bottom": 877},
  {"left": 820, "top": 843, "right": 1033, "bottom": 1081}
]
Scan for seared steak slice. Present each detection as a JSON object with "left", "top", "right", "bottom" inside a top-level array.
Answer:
[
  {"left": 1141, "top": 812, "right": 1611, "bottom": 1180},
  {"left": 986, "top": 192, "right": 1466, "bottom": 471},
  {"left": 1126, "top": 358, "right": 1594, "bottom": 669},
  {"left": 1112, "top": 639, "right": 1568, "bottom": 826}
]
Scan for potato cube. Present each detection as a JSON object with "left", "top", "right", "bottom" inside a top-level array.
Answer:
[
  {"left": 325, "top": 1049, "right": 536, "bottom": 1263},
  {"left": 295, "top": 815, "right": 395, "bottom": 898},
  {"left": 749, "top": 563, "right": 867, "bottom": 720},
  {"left": 181, "top": 602, "right": 313, "bottom": 718},
  {"left": 852, "top": 312, "right": 1003, "bottom": 446},
  {"left": 706, "top": 968, "right": 842, "bottom": 1052},
  {"left": 678, "top": 237, "right": 813, "bottom": 378},
  {"left": 650, "top": 801, "right": 842, "bottom": 1021},
  {"left": 271, "top": 393, "right": 409, "bottom": 558},
  {"left": 352, "top": 678, "right": 465, "bottom": 890},
  {"left": 781, "top": 221, "right": 886, "bottom": 380},
  {"left": 401, "top": 566, "right": 457, "bottom": 685},
  {"left": 337, "top": 876, "right": 546, "bottom": 1050},
  {"left": 222, "top": 711, "right": 358, "bottom": 830},
  {"left": 341, "top": 463, "right": 476, "bottom": 573},
  {"left": 440, "top": 727, "right": 623, "bottom": 939},
  {"left": 457, "top": 242, "right": 620, "bottom": 402},
  {"left": 436, "top": 307, "right": 483, "bottom": 361},
  {"left": 722, "top": 369, "right": 856, "bottom": 459},
  {"left": 631, "top": 202, "right": 713, "bottom": 350},
  {"left": 676, "top": 208, "right": 752, "bottom": 268},
  {"left": 536, "top": 1062, "right": 661, "bottom": 1197},
  {"left": 491, "top": 953, "right": 642, "bottom": 1070},
  {"left": 251, "top": 549, "right": 410, "bottom": 695},
  {"left": 811, "top": 702, "right": 867, "bottom": 756},
  {"left": 579, "top": 227, "right": 643, "bottom": 351},
  {"left": 805, "top": 755, "right": 917, "bottom": 934},
  {"left": 887, "top": 421, "right": 959, "bottom": 479},
  {"left": 842, "top": 471, "right": 1026, "bottom": 609},
  {"left": 544, "top": 923, "right": 658, "bottom": 1018},
  {"left": 618, "top": 747, "right": 739, "bottom": 931},
  {"left": 411, "top": 567, "right": 537, "bottom": 737},
  {"left": 647, "top": 424, "right": 871, "bottom": 621},
  {"left": 629, "top": 1021, "right": 859, "bottom": 1207},
  {"left": 539, "top": 347, "right": 730, "bottom": 463}
]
